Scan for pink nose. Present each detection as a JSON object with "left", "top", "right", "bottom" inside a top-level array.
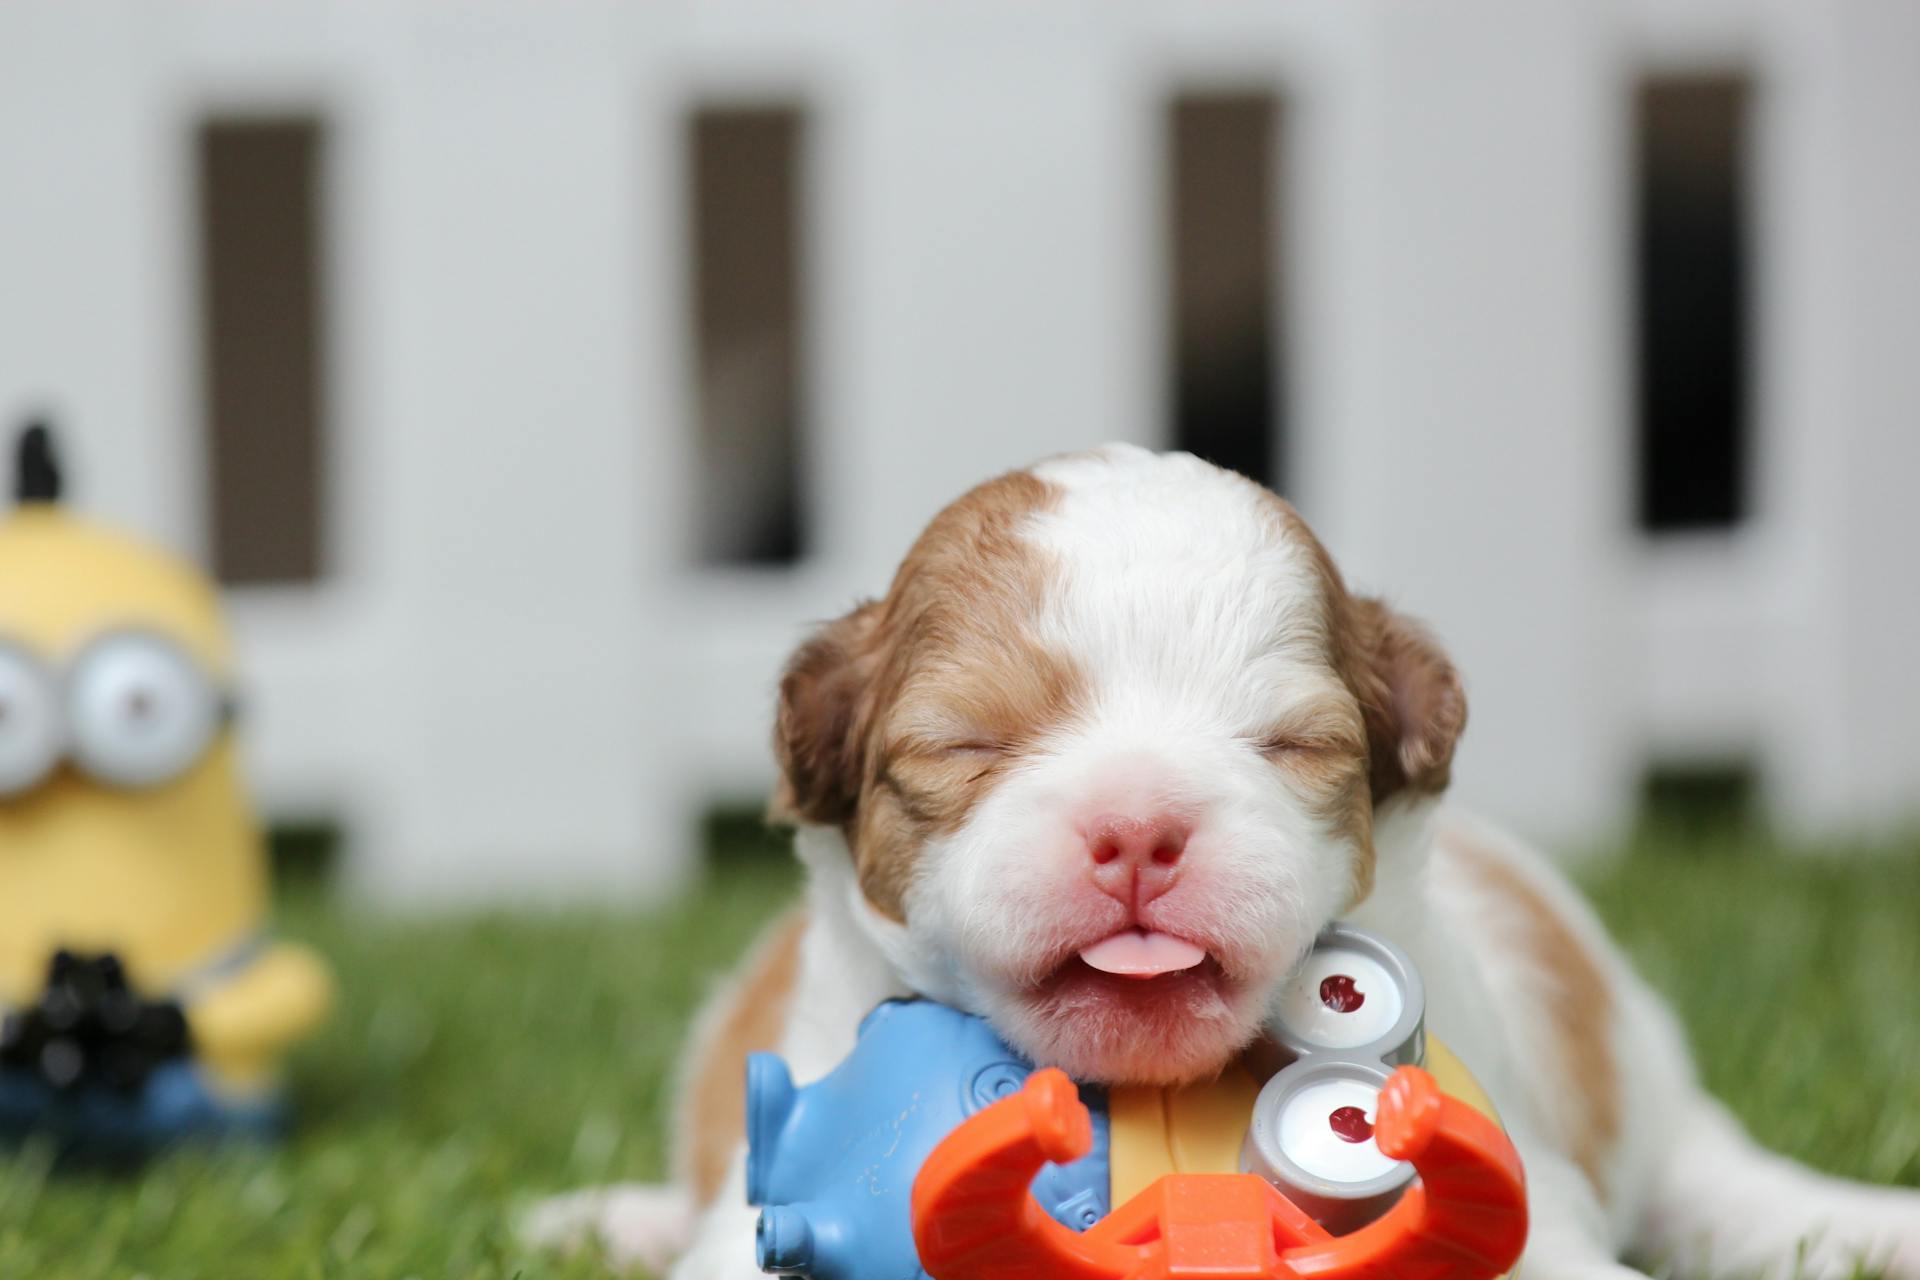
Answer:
[{"left": 1085, "top": 814, "right": 1189, "bottom": 907}]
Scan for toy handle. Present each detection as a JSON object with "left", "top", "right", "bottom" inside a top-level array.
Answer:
[
  {"left": 1281, "top": 1066, "right": 1529, "bottom": 1280},
  {"left": 910, "top": 1067, "right": 1133, "bottom": 1280}
]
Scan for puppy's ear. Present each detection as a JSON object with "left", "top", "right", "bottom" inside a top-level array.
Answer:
[
  {"left": 772, "top": 601, "right": 883, "bottom": 827},
  {"left": 1346, "top": 597, "right": 1467, "bottom": 805}
]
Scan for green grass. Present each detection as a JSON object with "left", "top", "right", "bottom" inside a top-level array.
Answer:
[
  {"left": 1582, "top": 824, "right": 1920, "bottom": 1191},
  {"left": 2, "top": 823, "right": 1915, "bottom": 1279},
  {"left": 0, "top": 854, "right": 802, "bottom": 1280}
]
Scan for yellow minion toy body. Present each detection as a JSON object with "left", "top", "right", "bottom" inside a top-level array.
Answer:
[{"left": 0, "top": 425, "right": 330, "bottom": 1151}]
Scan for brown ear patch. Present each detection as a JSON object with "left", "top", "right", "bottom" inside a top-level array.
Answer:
[
  {"left": 771, "top": 602, "right": 882, "bottom": 828},
  {"left": 1342, "top": 596, "right": 1467, "bottom": 805}
]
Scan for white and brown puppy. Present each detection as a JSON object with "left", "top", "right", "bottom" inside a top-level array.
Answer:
[{"left": 532, "top": 446, "right": 1919, "bottom": 1280}]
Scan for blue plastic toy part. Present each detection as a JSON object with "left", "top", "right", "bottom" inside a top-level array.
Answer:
[
  {"left": 0, "top": 1059, "right": 283, "bottom": 1159},
  {"left": 746, "top": 999, "right": 1111, "bottom": 1280}
]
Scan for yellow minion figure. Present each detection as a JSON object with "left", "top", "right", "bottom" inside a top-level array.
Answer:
[{"left": 0, "top": 422, "right": 331, "bottom": 1153}]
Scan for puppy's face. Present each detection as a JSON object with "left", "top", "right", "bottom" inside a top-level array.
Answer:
[{"left": 776, "top": 448, "right": 1464, "bottom": 1084}]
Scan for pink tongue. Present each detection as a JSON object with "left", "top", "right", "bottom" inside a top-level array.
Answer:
[{"left": 1078, "top": 930, "right": 1207, "bottom": 978}]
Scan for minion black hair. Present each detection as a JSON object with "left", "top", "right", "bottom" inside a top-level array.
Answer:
[{"left": 14, "top": 420, "right": 61, "bottom": 504}]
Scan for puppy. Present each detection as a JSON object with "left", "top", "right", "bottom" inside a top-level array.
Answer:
[{"left": 531, "top": 446, "right": 1919, "bottom": 1279}]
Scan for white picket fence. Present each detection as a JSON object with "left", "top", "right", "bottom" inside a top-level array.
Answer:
[{"left": 1, "top": 1, "right": 1916, "bottom": 902}]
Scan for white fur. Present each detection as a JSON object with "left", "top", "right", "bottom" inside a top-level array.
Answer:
[
  {"left": 540, "top": 447, "right": 1920, "bottom": 1279},
  {"left": 893, "top": 447, "right": 1361, "bottom": 1083},
  {"left": 520, "top": 1183, "right": 694, "bottom": 1273}
]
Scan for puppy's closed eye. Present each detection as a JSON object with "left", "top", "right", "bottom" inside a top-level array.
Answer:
[
  {"left": 1253, "top": 733, "right": 1329, "bottom": 759},
  {"left": 891, "top": 736, "right": 1009, "bottom": 762},
  {"left": 931, "top": 739, "right": 1007, "bottom": 759},
  {"left": 1247, "top": 700, "right": 1367, "bottom": 765},
  {"left": 876, "top": 738, "right": 1011, "bottom": 830}
]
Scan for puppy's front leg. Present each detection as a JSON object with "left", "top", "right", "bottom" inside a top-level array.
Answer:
[
  {"left": 669, "top": 1151, "right": 765, "bottom": 1280},
  {"left": 670, "top": 901, "right": 900, "bottom": 1280},
  {"left": 522, "top": 1181, "right": 695, "bottom": 1274},
  {"left": 1512, "top": 1148, "right": 1654, "bottom": 1280},
  {"left": 1639, "top": 1095, "right": 1920, "bottom": 1280}
]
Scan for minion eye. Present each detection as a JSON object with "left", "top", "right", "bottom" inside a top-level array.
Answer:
[
  {"left": 66, "top": 632, "right": 222, "bottom": 788},
  {"left": 0, "top": 641, "right": 62, "bottom": 797}
]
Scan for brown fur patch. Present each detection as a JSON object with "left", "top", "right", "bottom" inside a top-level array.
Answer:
[
  {"left": 1256, "top": 694, "right": 1375, "bottom": 905},
  {"left": 1445, "top": 835, "right": 1621, "bottom": 1194},
  {"left": 773, "top": 469, "right": 1083, "bottom": 921},
  {"left": 1340, "top": 596, "right": 1468, "bottom": 803},
  {"left": 676, "top": 908, "right": 807, "bottom": 1209},
  {"left": 772, "top": 604, "right": 883, "bottom": 828},
  {"left": 1234, "top": 490, "right": 1375, "bottom": 899},
  {"left": 1251, "top": 487, "right": 1467, "bottom": 907}
]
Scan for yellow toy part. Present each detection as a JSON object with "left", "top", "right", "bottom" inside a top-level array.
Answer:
[
  {"left": 1425, "top": 1036, "right": 1501, "bottom": 1126},
  {"left": 0, "top": 746, "right": 266, "bottom": 1014},
  {"left": 1108, "top": 1060, "right": 1265, "bottom": 1206},
  {"left": 0, "top": 424, "right": 331, "bottom": 1119},
  {"left": 186, "top": 941, "right": 335, "bottom": 1090}
]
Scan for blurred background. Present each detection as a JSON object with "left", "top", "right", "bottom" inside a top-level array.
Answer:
[
  {"left": 2, "top": 1, "right": 1918, "bottom": 904},
  {"left": 3, "top": 5, "right": 1919, "bottom": 1277}
]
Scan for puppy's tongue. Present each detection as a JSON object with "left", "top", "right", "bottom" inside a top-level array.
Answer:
[{"left": 1078, "top": 930, "right": 1207, "bottom": 978}]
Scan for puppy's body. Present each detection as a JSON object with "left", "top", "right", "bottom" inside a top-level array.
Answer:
[{"left": 534, "top": 448, "right": 1919, "bottom": 1279}]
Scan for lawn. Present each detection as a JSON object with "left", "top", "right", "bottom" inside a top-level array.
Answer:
[{"left": 2, "top": 820, "right": 1916, "bottom": 1279}]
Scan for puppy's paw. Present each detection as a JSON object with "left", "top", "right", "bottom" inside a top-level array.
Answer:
[
  {"left": 1779, "top": 1234, "right": 1914, "bottom": 1280},
  {"left": 1773, "top": 1188, "right": 1920, "bottom": 1280},
  {"left": 1832, "top": 1211, "right": 1920, "bottom": 1280},
  {"left": 1683, "top": 1210, "right": 1920, "bottom": 1280},
  {"left": 522, "top": 1182, "right": 694, "bottom": 1274}
]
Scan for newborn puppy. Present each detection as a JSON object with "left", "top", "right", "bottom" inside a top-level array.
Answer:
[{"left": 532, "top": 446, "right": 1919, "bottom": 1280}]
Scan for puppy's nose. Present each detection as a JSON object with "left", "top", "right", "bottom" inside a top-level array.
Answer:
[{"left": 1085, "top": 814, "right": 1189, "bottom": 905}]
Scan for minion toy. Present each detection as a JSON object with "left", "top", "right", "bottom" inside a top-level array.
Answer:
[{"left": 0, "top": 422, "right": 332, "bottom": 1156}]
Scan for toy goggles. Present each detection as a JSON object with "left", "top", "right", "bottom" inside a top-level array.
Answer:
[
  {"left": 0, "top": 630, "right": 237, "bottom": 797},
  {"left": 1246, "top": 923, "right": 1429, "bottom": 1232}
]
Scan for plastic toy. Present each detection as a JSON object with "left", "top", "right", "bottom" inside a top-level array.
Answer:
[
  {"left": 746, "top": 924, "right": 1527, "bottom": 1280},
  {"left": 913, "top": 1061, "right": 1525, "bottom": 1280},
  {"left": 750, "top": 1000, "right": 1115, "bottom": 1278},
  {"left": 0, "top": 423, "right": 333, "bottom": 1156}
]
